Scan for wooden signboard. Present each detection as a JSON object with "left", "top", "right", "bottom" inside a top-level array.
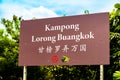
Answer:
[{"left": 19, "top": 12, "right": 109, "bottom": 66}]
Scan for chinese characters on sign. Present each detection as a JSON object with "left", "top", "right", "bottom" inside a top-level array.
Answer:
[
  {"left": 19, "top": 12, "right": 109, "bottom": 66},
  {"left": 38, "top": 44, "right": 87, "bottom": 54}
]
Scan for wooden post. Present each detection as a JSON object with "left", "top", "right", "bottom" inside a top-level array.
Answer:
[
  {"left": 23, "top": 66, "right": 27, "bottom": 80},
  {"left": 100, "top": 65, "right": 103, "bottom": 80}
]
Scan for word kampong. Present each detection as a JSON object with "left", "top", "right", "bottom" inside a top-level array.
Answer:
[
  {"left": 32, "top": 31, "right": 94, "bottom": 43},
  {"left": 45, "top": 24, "right": 80, "bottom": 32}
]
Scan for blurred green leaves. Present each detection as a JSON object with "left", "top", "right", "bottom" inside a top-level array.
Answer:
[{"left": 113, "top": 71, "right": 120, "bottom": 80}]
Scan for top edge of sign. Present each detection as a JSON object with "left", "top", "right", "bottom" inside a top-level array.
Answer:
[{"left": 21, "top": 12, "right": 109, "bottom": 22}]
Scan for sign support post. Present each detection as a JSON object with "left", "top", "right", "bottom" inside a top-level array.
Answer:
[
  {"left": 100, "top": 65, "right": 104, "bottom": 80},
  {"left": 23, "top": 66, "right": 27, "bottom": 80}
]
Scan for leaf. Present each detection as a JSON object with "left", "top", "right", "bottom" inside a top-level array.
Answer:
[
  {"left": 114, "top": 3, "right": 120, "bottom": 9},
  {"left": 0, "top": 56, "right": 6, "bottom": 61},
  {"left": 113, "top": 71, "right": 120, "bottom": 79},
  {"left": 0, "top": 29, "right": 4, "bottom": 36}
]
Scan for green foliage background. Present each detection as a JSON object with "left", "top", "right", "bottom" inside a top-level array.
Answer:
[{"left": 0, "top": 3, "right": 120, "bottom": 80}]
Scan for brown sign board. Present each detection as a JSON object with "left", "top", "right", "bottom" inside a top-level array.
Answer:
[{"left": 19, "top": 12, "right": 110, "bottom": 66}]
